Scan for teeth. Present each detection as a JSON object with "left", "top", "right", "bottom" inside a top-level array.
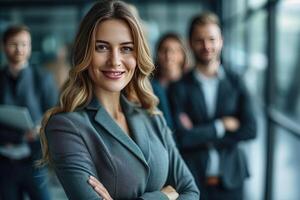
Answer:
[{"left": 108, "top": 72, "right": 122, "bottom": 75}]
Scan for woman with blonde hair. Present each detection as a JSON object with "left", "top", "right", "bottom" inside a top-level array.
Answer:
[{"left": 40, "top": 0, "right": 199, "bottom": 199}]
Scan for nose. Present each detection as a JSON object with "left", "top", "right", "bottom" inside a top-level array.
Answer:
[
  {"left": 109, "top": 49, "right": 122, "bottom": 67},
  {"left": 15, "top": 43, "right": 26, "bottom": 53},
  {"left": 164, "top": 49, "right": 176, "bottom": 62},
  {"left": 202, "top": 40, "right": 211, "bottom": 50},
  {"left": 16, "top": 44, "right": 22, "bottom": 52}
]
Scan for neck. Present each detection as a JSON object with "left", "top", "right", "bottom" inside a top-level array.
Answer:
[
  {"left": 95, "top": 91, "right": 123, "bottom": 119},
  {"left": 196, "top": 60, "right": 220, "bottom": 77},
  {"left": 8, "top": 62, "right": 27, "bottom": 77}
]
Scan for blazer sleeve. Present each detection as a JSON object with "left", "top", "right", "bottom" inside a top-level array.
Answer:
[
  {"left": 152, "top": 114, "right": 200, "bottom": 200},
  {"left": 217, "top": 77, "right": 257, "bottom": 146},
  {"left": 45, "top": 114, "right": 102, "bottom": 200}
]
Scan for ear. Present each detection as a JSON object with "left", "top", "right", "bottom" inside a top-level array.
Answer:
[{"left": 219, "top": 35, "right": 224, "bottom": 49}]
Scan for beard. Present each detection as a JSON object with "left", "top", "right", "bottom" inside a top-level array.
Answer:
[
  {"left": 6, "top": 52, "right": 30, "bottom": 65},
  {"left": 193, "top": 51, "right": 221, "bottom": 66}
]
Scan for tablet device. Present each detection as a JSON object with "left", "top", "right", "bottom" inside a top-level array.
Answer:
[{"left": 0, "top": 105, "right": 34, "bottom": 130}]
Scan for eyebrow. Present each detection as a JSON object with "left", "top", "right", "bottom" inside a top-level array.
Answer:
[{"left": 95, "top": 40, "right": 134, "bottom": 45}]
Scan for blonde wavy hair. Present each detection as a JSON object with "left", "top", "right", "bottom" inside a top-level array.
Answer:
[{"left": 40, "top": 0, "right": 158, "bottom": 165}]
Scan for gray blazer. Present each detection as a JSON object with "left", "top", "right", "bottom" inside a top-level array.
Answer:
[{"left": 46, "top": 96, "right": 199, "bottom": 200}]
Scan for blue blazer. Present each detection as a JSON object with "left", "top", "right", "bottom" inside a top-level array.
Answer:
[
  {"left": 45, "top": 95, "right": 199, "bottom": 200},
  {"left": 168, "top": 69, "right": 257, "bottom": 190},
  {"left": 0, "top": 65, "right": 58, "bottom": 158},
  {"left": 151, "top": 79, "right": 174, "bottom": 129}
]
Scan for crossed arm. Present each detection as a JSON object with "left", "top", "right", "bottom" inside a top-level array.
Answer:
[
  {"left": 88, "top": 176, "right": 179, "bottom": 200},
  {"left": 46, "top": 114, "right": 199, "bottom": 200}
]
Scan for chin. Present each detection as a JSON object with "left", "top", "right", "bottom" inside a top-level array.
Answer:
[
  {"left": 198, "top": 60, "right": 211, "bottom": 66},
  {"left": 103, "top": 84, "right": 126, "bottom": 93}
]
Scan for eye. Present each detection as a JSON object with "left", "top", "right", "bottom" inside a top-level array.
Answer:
[
  {"left": 95, "top": 44, "right": 109, "bottom": 52},
  {"left": 195, "top": 39, "right": 203, "bottom": 44},
  {"left": 121, "top": 46, "right": 134, "bottom": 53},
  {"left": 7, "top": 43, "right": 17, "bottom": 47},
  {"left": 20, "top": 43, "right": 27, "bottom": 47}
]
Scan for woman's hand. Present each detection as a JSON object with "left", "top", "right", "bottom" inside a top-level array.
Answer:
[
  {"left": 161, "top": 185, "right": 179, "bottom": 200},
  {"left": 88, "top": 176, "right": 113, "bottom": 200}
]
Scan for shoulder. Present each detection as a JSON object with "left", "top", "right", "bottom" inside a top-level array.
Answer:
[
  {"left": 147, "top": 112, "right": 168, "bottom": 134},
  {"left": 0, "top": 66, "right": 8, "bottom": 77},
  {"left": 46, "top": 111, "right": 88, "bottom": 132},
  {"left": 223, "top": 67, "right": 246, "bottom": 91},
  {"left": 0, "top": 67, "right": 5, "bottom": 74},
  {"left": 223, "top": 67, "right": 242, "bottom": 83},
  {"left": 170, "top": 70, "right": 195, "bottom": 88},
  {"left": 151, "top": 79, "right": 164, "bottom": 95},
  {"left": 151, "top": 79, "right": 161, "bottom": 88},
  {"left": 30, "top": 65, "right": 55, "bottom": 81},
  {"left": 168, "top": 71, "right": 195, "bottom": 100}
]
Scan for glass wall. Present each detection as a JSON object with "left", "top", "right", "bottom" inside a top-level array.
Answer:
[
  {"left": 0, "top": 5, "right": 78, "bottom": 66},
  {"left": 273, "top": 1, "right": 300, "bottom": 199},
  {"left": 132, "top": 2, "right": 204, "bottom": 57},
  {"left": 221, "top": 1, "right": 268, "bottom": 199},
  {"left": 275, "top": 0, "right": 300, "bottom": 117},
  {"left": 221, "top": 0, "right": 300, "bottom": 199}
]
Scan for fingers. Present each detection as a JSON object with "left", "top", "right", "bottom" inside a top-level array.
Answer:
[
  {"left": 161, "top": 185, "right": 176, "bottom": 192},
  {"left": 222, "top": 116, "right": 240, "bottom": 131},
  {"left": 24, "top": 125, "right": 40, "bottom": 141},
  {"left": 179, "top": 113, "right": 193, "bottom": 129},
  {"left": 88, "top": 176, "right": 113, "bottom": 200},
  {"left": 161, "top": 185, "right": 179, "bottom": 200},
  {"left": 24, "top": 131, "right": 36, "bottom": 142}
]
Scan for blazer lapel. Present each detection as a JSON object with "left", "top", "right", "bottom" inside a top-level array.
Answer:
[
  {"left": 92, "top": 97, "right": 148, "bottom": 167},
  {"left": 189, "top": 73, "right": 209, "bottom": 119},
  {"left": 215, "top": 77, "right": 231, "bottom": 117},
  {"left": 122, "top": 97, "right": 150, "bottom": 163}
]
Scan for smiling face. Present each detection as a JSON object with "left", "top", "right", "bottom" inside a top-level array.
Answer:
[
  {"left": 4, "top": 30, "right": 31, "bottom": 67},
  {"left": 157, "top": 38, "right": 184, "bottom": 82},
  {"left": 88, "top": 19, "right": 137, "bottom": 95},
  {"left": 190, "top": 23, "right": 223, "bottom": 66}
]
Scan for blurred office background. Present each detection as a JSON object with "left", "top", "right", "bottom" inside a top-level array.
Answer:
[{"left": 0, "top": 0, "right": 300, "bottom": 199}]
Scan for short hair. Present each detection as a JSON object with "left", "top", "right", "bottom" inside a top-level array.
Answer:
[
  {"left": 188, "top": 11, "right": 220, "bottom": 40},
  {"left": 2, "top": 25, "right": 30, "bottom": 44}
]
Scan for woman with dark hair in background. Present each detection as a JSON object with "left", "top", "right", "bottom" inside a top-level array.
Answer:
[
  {"left": 152, "top": 33, "right": 187, "bottom": 129},
  {"left": 40, "top": 1, "right": 199, "bottom": 200}
]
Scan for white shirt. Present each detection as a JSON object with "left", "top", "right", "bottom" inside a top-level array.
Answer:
[{"left": 194, "top": 67, "right": 225, "bottom": 176}]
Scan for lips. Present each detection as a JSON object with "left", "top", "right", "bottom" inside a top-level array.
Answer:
[{"left": 102, "top": 70, "right": 125, "bottom": 79}]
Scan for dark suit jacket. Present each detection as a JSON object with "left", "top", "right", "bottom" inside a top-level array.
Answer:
[
  {"left": 45, "top": 95, "right": 199, "bottom": 200},
  {"left": 168, "top": 68, "right": 257, "bottom": 190},
  {"left": 0, "top": 65, "right": 58, "bottom": 158}
]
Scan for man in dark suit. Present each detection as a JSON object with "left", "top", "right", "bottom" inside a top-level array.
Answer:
[
  {"left": 0, "top": 25, "right": 58, "bottom": 200},
  {"left": 168, "top": 12, "right": 257, "bottom": 200}
]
